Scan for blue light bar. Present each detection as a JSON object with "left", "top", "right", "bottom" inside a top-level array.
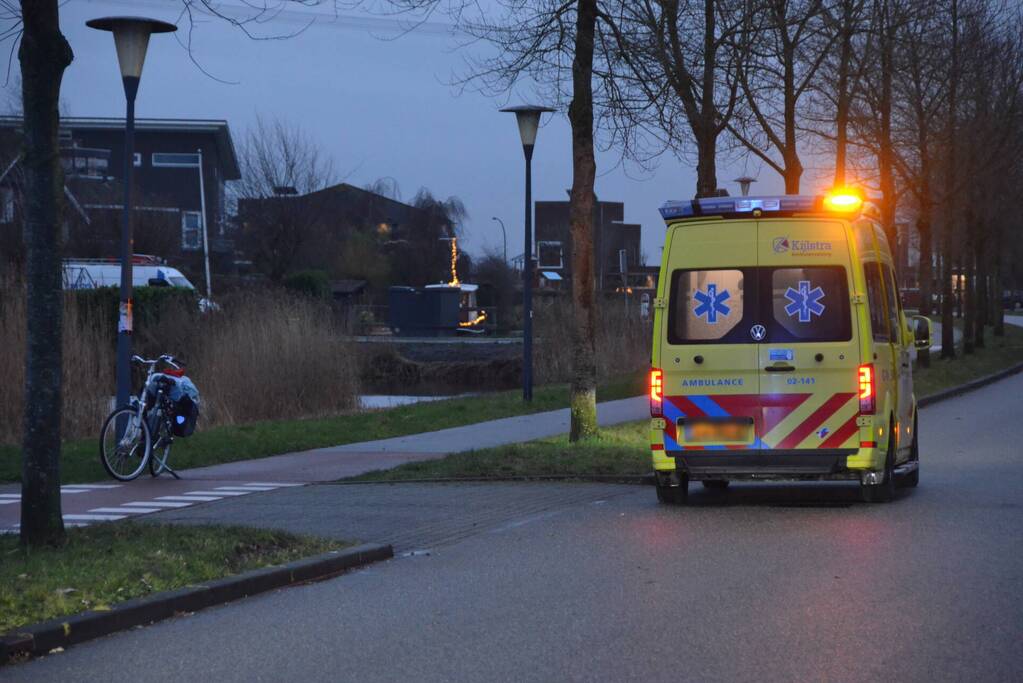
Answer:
[{"left": 659, "top": 195, "right": 820, "bottom": 221}]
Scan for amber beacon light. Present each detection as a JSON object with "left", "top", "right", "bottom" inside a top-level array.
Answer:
[
  {"left": 650, "top": 368, "right": 663, "bottom": 417},
  {"left": 823, "top": 188, "right": 864, "bottom": 213}
]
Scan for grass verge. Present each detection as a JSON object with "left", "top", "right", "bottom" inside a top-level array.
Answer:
[
  {"left": 349, "top": 421, "right": 650, "bottom": 482},
  {"left": 0, "top": 373, "right": 645, "bottom": 485},
  {"left": 0, "top": 523, "right": 345, "bottom": 634},
  {"left": 351, "top": 324, "right": 1023, "bottom": 483},
  {"left": 913, "top": 322, "right": 1023, "bottom": 397}
]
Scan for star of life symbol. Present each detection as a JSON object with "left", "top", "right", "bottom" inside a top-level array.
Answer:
[
  {"left": 693, "top": 284, "right": 731, "bottom": 324},
  {"left": 784, "top": 280, "right": 826, "bottom": 323}
]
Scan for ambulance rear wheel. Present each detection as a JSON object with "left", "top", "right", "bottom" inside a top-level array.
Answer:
[
  {"left": 861, "top": 424, "right": 896, "bottom": 503},
  {"left": 900, "top": 413, "right": 920, "bottom": 488},
  {"left": 656, "top": 474, "right": 688, "bottom": 505},
  {"left": 702, "top": 480, "right": 730, "bottom": 490}
]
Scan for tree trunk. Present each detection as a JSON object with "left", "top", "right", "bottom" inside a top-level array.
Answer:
[
  {"left": 19, "top": 0, "right": 74, "bottom": 547},
  {"left": 940, "top": 0, "right": 958, "bottom": 360},
  {"left": 568, "top": 0, "right": 599, "bottom": 442},
  {"left": 973, "top": 230, "right": 986, "bottom": 349},
  {"left": 695, "top": 0, "right": 718, "bottom": 199},
  {"left": 962, "top": 237, "right": 974, "bottom": 354}
]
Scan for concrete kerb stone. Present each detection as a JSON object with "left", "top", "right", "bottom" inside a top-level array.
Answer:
[{"left": 0, "top": 542, "right": 393, "bottom": 665}]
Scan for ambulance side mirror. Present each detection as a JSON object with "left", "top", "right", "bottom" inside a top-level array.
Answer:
[{"left": 911, "top": 315, "right": 932, "bottom": 350}]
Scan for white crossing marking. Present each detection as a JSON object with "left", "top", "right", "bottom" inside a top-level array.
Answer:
[
  {"left": 156, "top": 495, "right": 221, "bottom": 502},
  {"left": 184, "top": 490, "right": 250, "bottom": 497},
  {"left": 214, "top": 486, "right": 276, "bottom": 492},
  {"left": 63, "top": 484, "right": 122, "bottom": 489},
  {"left": 122, "top": 501, "right": 192, "bottom": 509},
  {"left": 0, "top": 493, "right": 20, "bottom": 499},
  {"left": 63, "top": 513, "right": 126, "bottom": 521},
  {"left": 59, "top": 489, "right": 90, "bottom": 494},
  {"left": 0, "top": 500, "right": 18, "bottom": 505},
  {"left": 90, "top": 507, "right": 162, "bottom": 515},
  {"left": 245, "top": 482, "right": 302, "bottom": 487}
]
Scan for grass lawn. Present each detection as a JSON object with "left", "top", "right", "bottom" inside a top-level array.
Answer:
[
  {"left": 348, "top": 420, "right": 650, "bottom": 482},
  {"left": 0, "top": 523, "right": 345, "bottom": 634},
  {"left": 913, "top": 322, "right": 1023, "bottom": 397},
  {"left": 0, "top": 372, "right": 644, "bottom": 485},
  {"left": 352, "top": 324, "right": 1023, "bottom": 483}
]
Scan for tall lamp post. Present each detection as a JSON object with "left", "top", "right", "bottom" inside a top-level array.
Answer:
[
  {"left": 87, "top": 16, "right": 176, "bottom": 412},
  {"left": 490, "top": 216, "right": 508, "bottom": 264},
  {"left": 501, "top": 104, "right": 554, "bottom": 402}
]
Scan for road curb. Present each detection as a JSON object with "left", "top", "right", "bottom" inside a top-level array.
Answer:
[
  {"left": 917, "top": 360, "right": 1023, "bottom": 408},
  {"left": 0, "top": 542, "right": 392, "bottom": 665}
]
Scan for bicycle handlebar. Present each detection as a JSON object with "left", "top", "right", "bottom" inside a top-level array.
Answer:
[{"left": 131, "top": 354, "right": 183, "bottom": 369}]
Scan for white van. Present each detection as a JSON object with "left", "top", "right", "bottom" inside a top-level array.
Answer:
[{"left": 63, "top": 258, "right": 196, "bottom": 291}]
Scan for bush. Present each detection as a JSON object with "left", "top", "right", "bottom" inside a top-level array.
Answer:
[
  {"left": 283, "top": 270, "right": 331, "bottom": 300},
  {"left": 0, "top": 284, "right": 361, "bottom": 444},
  {"left": 533, "top": 295, "right": 650, "bottom": 384}
]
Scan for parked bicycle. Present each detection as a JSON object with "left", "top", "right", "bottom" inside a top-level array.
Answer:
[{"left": 99, "top": 354, "right": 198, "bottom": 481}]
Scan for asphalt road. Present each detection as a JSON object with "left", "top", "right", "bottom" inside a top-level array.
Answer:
[{"left": 6, "top": 373, "right": 1023, "bottom": 682}]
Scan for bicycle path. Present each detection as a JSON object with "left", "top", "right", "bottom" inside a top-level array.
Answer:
[{"left": 0, "top": 396, "right": 647, "bottom": 533}]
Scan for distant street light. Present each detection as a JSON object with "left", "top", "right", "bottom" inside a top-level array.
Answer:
[
  {"left": 501, "top": 104, "right": 554, "bottom": 402},
  {"left": 491, "top": 216, "right": 508, "bottom": 264},
  {"left": 734, "top": 176, "right": 757, "bottom": 197},
  {"left": 87, "top": 16, "right": 177, "bottom": 414}
]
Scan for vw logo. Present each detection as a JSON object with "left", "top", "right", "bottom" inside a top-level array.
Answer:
[
  {"left": 750, "top": 324, "right": 767, "bottom": 341},
  {"left": 772, "top": 237, "right": 790, "bottom": 253}
]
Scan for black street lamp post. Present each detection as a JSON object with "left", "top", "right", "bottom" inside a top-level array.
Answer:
[
  {"left": 501, "top": 105, "right": 554, "bottom": 402},
  {"left": 87, "top": 16, "right": 176, "bottom": 413}
]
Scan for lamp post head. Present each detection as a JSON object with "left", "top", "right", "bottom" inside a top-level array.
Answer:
[
  {"left": 500, "top": 104, "right": 555, "bottom": 149},
  {"left": 733, "top": 176, "right": 757, "bottom": 197},
  {"left": 87, "top": 16, "right": 176, "bottom": 82}
]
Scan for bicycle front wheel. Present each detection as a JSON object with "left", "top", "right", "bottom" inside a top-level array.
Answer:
[{"left": 100, "top": 407, "right": 152, "bottom": 481}]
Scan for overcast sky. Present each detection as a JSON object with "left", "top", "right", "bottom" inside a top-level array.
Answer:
[{"left": 19, "top": 0, "right": 836, "bottom": 262}]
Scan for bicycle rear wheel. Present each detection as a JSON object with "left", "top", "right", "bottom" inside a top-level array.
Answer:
[{"left": 100, "top": 407, "right": 152, "bottom": 481}]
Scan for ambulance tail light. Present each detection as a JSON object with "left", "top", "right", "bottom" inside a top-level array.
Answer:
[
  {"left": 650, "top": 368, "right": 663, "bottom": 417},
  {"left": 858, "top": 364, "right": 875, "bottom": 414}
]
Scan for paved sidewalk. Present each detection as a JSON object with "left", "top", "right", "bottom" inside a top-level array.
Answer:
[{"left": 0, "top": 396, "right": 647, "bottom": 532}]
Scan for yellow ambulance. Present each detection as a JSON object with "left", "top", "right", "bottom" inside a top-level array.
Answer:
[{"left": 649, "top": 191, "right": 932, "bottom": 504}]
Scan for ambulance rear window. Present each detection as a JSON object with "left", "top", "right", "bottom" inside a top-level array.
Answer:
[
  {"left": 668, "top": 269, "right": 749, "bottom": 344},
  {"left": 767, "top": 266, "right": 851, "bottom": 342}
]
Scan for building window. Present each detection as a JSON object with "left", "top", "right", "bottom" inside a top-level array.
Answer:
[
  {"left": 1, "top": 187, "right": 14, "bottom": 223},
  {"left": 153, "top": 152, "right": 201, "bottom": 168},
  {"left": 181, "top": 211, "right": 202, "bottom": 251},
  {"left": 538, "top": 241, "right": 563, "bottom": 269},
  {"left": 134, "top": 152, "right": 142, "bottom": 167}
]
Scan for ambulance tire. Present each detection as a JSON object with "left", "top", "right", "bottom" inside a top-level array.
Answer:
[
  {"left": 656, "top": 476, "right": 688, "bottom": 505},
  {"left": 702, "top": 480, "right": 730, "bottom": 490},
  {"left": 900, "top": 413, "right": 920, "bottom": 489},
  {"left": 861, "top": 421, "right": 896, "bottom": 503}
]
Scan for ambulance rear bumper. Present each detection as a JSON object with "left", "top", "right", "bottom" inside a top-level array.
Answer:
[{"left": 672, "top": 449, "right": 860, "bottom": 481}]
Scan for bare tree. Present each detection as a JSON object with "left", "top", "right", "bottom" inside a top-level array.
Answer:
[
  {"left": 14, "top": 0, "right": 73, "bottom": 547},
  {"left": 234, "top": 117, "right": 336, "bottom": 281},
  {"left": 728, "top": 0, "right": 834, "bottom": 193},
  {"left": 599, "top": 0, "right": 750, "bottom": 198}
]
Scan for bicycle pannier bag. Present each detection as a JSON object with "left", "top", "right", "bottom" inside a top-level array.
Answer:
[{"left": 172, "top": 395, "right": 199, "bottom": 437}]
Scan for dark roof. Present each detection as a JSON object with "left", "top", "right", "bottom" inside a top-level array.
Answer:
[{"left": 0, "top": 115, "right": 241, "bottom": 180}]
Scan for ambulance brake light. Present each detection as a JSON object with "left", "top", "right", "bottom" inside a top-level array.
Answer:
[
  {"left": 650, "top": 368, "right": 663, "bottom": 417},
  {"left": 858, "top": 364, "right": 875, "bottom": 414}
]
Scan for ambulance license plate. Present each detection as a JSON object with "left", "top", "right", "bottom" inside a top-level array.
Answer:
[{"left": 682, "top": 418, "right": 753, "bottom": 443}]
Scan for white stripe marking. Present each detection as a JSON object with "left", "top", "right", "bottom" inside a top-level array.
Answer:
[
  {"left": 63, "top": 484, "right": 122, "bottom": 489},
  {"left": 0, "top": 500, "right": 18, "bottom": 505},
  {"left": 122, "top": 501, "right": 192, "bottom": 508},
  {"left": 156, "top": 495, "right": 221, "bottom": 502},
  {"left": 59, "top": 489, "right": 90, "bottom": 494},
  {"left": 246, "top": 482, "right": 302, "bottom": 487},
  {"left": 184, "top": 490, "right": 250, "bottom": 497},
  {"left": 0, "top": 493, "right": 20, "bottom": 499},
  {"left": 90, "top": 507, "right": 161, "bottom": 515},
  {"left": 214, "top": 486, "right": 276, "bottom": 492},
  {"left": 63, "top": 513, "right": 125, "bottom": 521}
]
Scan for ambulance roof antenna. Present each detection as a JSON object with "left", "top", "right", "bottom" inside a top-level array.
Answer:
[{"left": 734, "top": 176, "right": 757, "bottom": 197}]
